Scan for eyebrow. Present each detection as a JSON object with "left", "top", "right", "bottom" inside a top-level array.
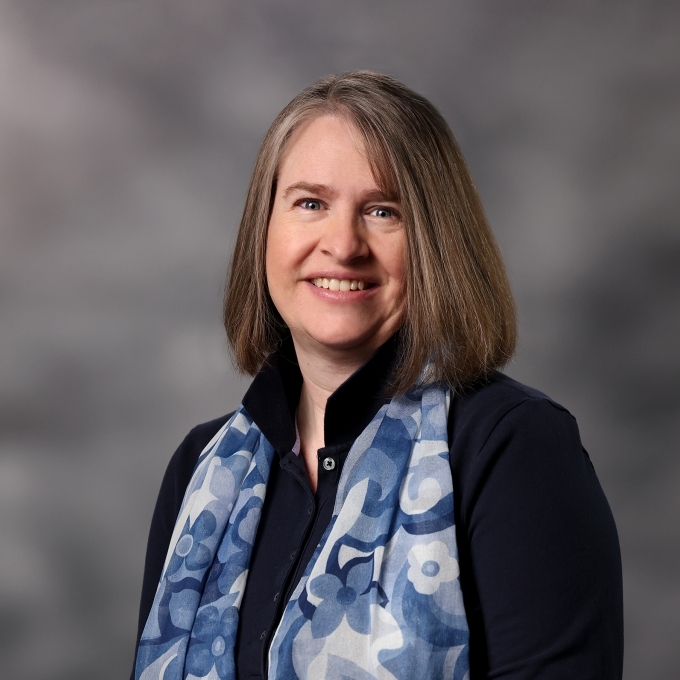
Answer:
[
  {"left": 281, "top": 181, "right": 399, "bottom": 203},
  {"left": 282, "top": 182, "right": 332, "bottom": 200}
]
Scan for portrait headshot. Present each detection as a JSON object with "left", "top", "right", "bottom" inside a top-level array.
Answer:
[{"left": 0, "top": 3, "right": 678, "bottom": 680}]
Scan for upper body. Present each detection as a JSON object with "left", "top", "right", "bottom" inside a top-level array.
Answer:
[
  {"left": 132, "top": 337, "right": 623, "bottom": 679},
  {"left": 133, "top": 71, "right": 623, "bottom": 679}
]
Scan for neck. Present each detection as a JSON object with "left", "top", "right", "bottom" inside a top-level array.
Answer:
[{"left": 292, "top": 334, "right": 378, "bottom": 492}]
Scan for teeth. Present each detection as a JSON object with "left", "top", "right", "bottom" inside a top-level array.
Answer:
[{"left": 312, "top": 278, "right": 369, "bottom": 291}]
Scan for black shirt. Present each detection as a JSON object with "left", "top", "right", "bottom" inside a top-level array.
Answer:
[{"left": 132, "top": 339, "right": 623, "bottom": 679}]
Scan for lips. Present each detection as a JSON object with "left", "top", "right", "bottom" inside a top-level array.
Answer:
[{"left": 312, "top": 277, "right": 373, "bottom": 291}]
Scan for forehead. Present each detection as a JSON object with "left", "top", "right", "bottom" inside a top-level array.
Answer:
[
  {"left": 277, "top": 114, "right": 397, "bottom": 198},
  {"left": 278, "top": 115, "right": 366, "bottom": 172}
]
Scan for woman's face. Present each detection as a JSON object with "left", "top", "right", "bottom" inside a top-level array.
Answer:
[{"left": 266, "top": 115, "right": 405, "bottom": 361}]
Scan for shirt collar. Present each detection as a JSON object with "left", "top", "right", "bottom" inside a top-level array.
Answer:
[{"left": 242, "top": 333, "right": 398, "bottom": 456}]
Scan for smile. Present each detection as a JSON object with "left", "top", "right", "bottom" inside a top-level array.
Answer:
[{"left": 312, "top": 278, "right": 373, "bottom": 291}]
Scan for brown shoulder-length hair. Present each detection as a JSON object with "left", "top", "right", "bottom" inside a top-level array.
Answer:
[{"left": 224, "top": 70, "right": 516, "bottom": 394}]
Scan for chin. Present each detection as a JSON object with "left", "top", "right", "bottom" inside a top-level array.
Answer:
[
  {"left": 304, "top": 324, "right": 391, "bottom": 354},
  {"left": 310, "top": 332, "right": 372, "bottom": 351}
]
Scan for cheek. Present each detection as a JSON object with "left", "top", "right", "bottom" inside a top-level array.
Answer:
[
  {"left": 265, "top": 210, "right": 291, "bottom": 264},
  {"left": 265, "top": 218, "right": 305, "bottom": 313},
  {"left": 385, "top": 237, "right": 407, "bottom": 318},
  {"left": 385, "top": 233, "right": 407, "bottom": 287},
  {"left": 265, "top": 224, "right": 286, "bottom": 303}
]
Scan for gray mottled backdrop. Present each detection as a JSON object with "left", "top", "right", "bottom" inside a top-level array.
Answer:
[{"left": 0, "top": 1, "right": 678, "bottom": 678}]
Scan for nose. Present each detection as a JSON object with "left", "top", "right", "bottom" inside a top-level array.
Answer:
[{"left": 320, "top": 208, "right": 369, "bottom": 263}]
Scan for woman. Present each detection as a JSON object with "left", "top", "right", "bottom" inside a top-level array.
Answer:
[{"left": 132, "top": 71, "right": 623, "bottom": 679}]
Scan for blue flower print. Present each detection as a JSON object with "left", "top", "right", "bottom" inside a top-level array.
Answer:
[
  {"left": 166, "top": 510, "right": 217, "bottom": 576},
  {"left": 406, "top": 540, "right": 459, "bottom": 595},
  {"left": 185, "top": 605, "right": 238, "bottom": 678},
  {"left": 309, "top": 558, "right": 374, "bottom": 638}
]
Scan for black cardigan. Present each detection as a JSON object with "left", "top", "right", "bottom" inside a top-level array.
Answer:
[{"left": 132, "top": 344, "right": 623, "bottom": 679}]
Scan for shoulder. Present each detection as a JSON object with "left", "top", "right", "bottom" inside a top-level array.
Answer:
[
  {"left": 452, "top": 369, "right": 572, "bottom": 422},
  {"left": 162, "top": 413, "right": 235, "bottom": 504},
  {"left": 150, "top": 413, "right": 236, "bottom": 551},
  {"left": 449, "top": 370, "right": 576, "bottom": 458},
  {"left": 178, "top": 413, "right": 236, "bottom": 459},
  {"left": 448, "top": 372, "right": 593, "bottom": 525}
]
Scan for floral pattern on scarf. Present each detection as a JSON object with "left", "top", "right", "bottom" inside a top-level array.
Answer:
[{"left": 136, "top": 384, "right": 469, "bottom": 680}]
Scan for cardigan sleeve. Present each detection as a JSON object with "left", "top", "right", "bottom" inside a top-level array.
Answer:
[
  {"left": 454, "top": 396, "right": 623, "bottom": 679},
  {"left": 131, "top": 414, "right": 232, "bottom": 677}
]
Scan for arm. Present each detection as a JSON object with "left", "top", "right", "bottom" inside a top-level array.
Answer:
[
  {"left": 455, "top": 397, "right": 623, "bottom": 679},
  {"left": 131, "top": 414, "right": 232, "bottom": 678}
]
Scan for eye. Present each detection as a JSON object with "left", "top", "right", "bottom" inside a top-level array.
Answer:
[
  {"left": 300, "top": 199, "right": 323, "bottom": 211},
  {"left": 370, "top": 207, "right": 395, "bottom": 219}
]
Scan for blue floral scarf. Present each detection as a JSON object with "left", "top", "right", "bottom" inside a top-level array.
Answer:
[{"left": 135, "top": 383, "right": 469, "bottom": 679}]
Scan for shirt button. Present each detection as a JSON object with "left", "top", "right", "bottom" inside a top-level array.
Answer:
[
  {"left": 260, "top": 630, "right": 266, "bottom": 641},
  {"left": 322, "top": 457, "right": 336, "bottom": 471},
  {"left": 307, "top": 506, "right": 312, "bottom": 515},
  {"left": 273, "top": 592, "right": 279, "bottom": 602},
  {"left": 290, "top": 551, "right": 296, "bottom": 561}
]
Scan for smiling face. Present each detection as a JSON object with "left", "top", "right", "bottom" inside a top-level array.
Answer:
[{"left": 266, "top": 114, "right": 406, "bottom": 364}]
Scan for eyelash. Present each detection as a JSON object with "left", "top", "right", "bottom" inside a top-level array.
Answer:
[
  {"left": 371, "top": 207, "right": 395, "bottom": 219},
  {"left": 298, "top": 199, "right": 323, "bottom": 211},
  {"left": 296, "top": 199, "right": 399, "bottom": 219}
]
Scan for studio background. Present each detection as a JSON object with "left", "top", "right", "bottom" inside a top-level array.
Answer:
[{"left": 0, "top": 2, "right": 678, "bottom": 678}]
